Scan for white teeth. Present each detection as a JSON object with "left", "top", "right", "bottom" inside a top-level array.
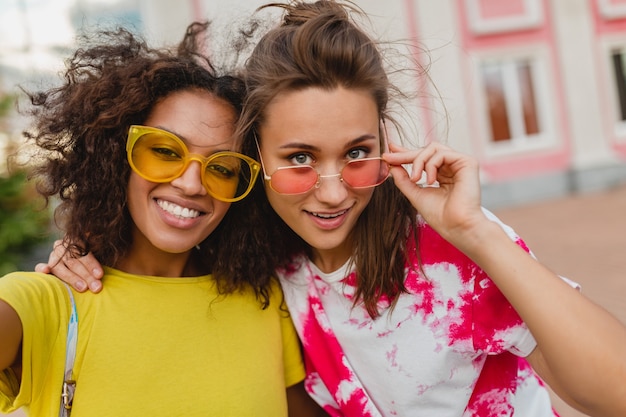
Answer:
[
  {"left": 312, "top": 209, "right": 347, "bottom": 219},
  {"left": 157, "top": 200, "right": 201, "bottom": 219}
]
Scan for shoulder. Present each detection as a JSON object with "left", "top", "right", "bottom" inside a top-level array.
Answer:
[
  {"left": 0, "top": 271, "right": 69, "bottom": 308},
  {"left": 480, "top": 208, "right": 529, "bottom": 252},
  {"left": 0, "top": 271, "right": 67, "bottom": 291},
  {"left": 414, "top": 208, "right": 531, "bottom": 266}
]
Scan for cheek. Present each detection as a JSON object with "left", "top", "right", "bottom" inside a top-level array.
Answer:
[
  {"left": 210, "top": 201, "right": 231, "bottom": 223},
  {"left": 265, "top": 189, "right": 301, "bottom": 220},
  {"left": 351, "top": 188, "right": 376, "bottom": 217},
  {"left": 360, "top": 188, "right": 376, "bottom": 203},
  {"left": 126, "top": 174, "right": 151, "bottom": 218}
]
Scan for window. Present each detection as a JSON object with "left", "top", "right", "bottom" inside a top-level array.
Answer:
[
  {"left": 611, "top": 48, "right": 626, "bottom": 122},
  {"left": 598, "top": 0, "right": 626, "bottom": 20},
  {"left": 598, "top": 40, "right": 626, "bottom": 140},
  {"left": 465, "top": 0, "right": 543, "bottom": 35},
  {"left": 608, "top": 45, "right": 626, "bottom": 139},
  {"left": 481, "top": 60, "right": 540, "bottom": 142},
  {"left": 470, "top": 49, "right": 559, "bottom": 156}
]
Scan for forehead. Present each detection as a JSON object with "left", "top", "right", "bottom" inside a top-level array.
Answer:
[
  {"left": 259, "top": 86, "right": 379, "bottom": 148},
  {"left": 145, "top": 90, "right": 237, "bottom": 149}
]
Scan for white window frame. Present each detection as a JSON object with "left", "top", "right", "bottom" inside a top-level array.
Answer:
[
  {"left": 465, "top": 0, "right": 543, "bottom": 35},
  {"left": 598, "top": 0, "right": 626, "bottom": 20},
  {"left": 600, "top": 37, "right": 626, "bottom": 141},
  {"left": 470, "top": 45, "right": 560, "bottom": 157}
]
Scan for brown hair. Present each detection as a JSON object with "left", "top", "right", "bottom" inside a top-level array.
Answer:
[
  {"left": 20, "top": 22, "right": 277, "bottom": 307},
  {"left": 235, "top": 0, "right": 420, "bottom": 317}
]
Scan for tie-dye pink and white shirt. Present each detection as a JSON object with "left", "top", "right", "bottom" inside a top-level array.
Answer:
[{"left": 278, "top": 210, "right": 561, "bottom": 417}]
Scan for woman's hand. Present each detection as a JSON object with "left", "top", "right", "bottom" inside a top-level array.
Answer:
[
  {"left": 35, "top": 239, "right": 104, "bottom": 293},
  {"left": 383, "top": 142, "right": 489, "bottom": 248}
]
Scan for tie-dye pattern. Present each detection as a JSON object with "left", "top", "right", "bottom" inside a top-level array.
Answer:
[{"left": 278, "top": 210, "right": 560, "bottom": 417}]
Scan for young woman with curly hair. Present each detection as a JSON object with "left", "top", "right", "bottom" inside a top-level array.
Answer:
[{"left": 0, "top": 21, "right": 323, "bottom": 417}]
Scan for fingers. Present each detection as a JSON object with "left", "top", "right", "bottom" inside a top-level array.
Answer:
[
  {"left": 387, "top": 164, "right": 427, "bottom": 207},
  {"left": 384, "top": 142, "right": 476, "bottom": 185},
  {"left": 53, "top": 255, "right": 104, "bottom": 293},
  {"left": 46, "top": 239, "right": 66, "bottom": 269},
  {"left": 39, "top": 239, "right": 104, "bottom": 293},
  {"left": 383, "top": 142, "right": 483, "bottom": 229},
  {"left": 385, "top": 142, "right": 434, "bottom": 183},
  {"left": 34, "top": 262, "right": 51, "bottom": 273}
]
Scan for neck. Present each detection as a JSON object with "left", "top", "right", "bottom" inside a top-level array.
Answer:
[
  {"left": 310, "top": 249, "right": 351, "bottom": 274},
  {"left": 115, "top": 247, "right": 203, "bottom": 277}
]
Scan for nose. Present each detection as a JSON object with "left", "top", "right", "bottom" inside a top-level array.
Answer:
[
  {"left": 170, "top": 160, "right": 207, "bottom": 196},
  {"left": 314, "top": 172, "right": 348, "bottom": 204}
]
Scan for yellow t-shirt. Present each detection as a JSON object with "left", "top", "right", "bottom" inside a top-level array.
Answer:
[{"left": 0, "top": 268, "right": 305, "bottom": 416}]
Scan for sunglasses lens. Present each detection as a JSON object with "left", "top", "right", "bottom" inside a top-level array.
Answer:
[
  {"left": 342, "top": 158, "right": 389, "bottom": 188},
  {"left": 130, "top": 132, "right": 185, "bottom": 181},
  {"left": 203, "top": 154, "right": 248, "bottom": 200},
  {"left": 270, "top": 166, "right": 319, "bottom": 194}
]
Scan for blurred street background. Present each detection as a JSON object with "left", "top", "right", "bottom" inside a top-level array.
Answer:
[{"left": 494, "top": 184, "right": 626, "bottom": 417}]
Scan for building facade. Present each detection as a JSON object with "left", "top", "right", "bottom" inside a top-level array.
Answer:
[{"left": 139, "top": 0, "right": 626, "bottom": 208}]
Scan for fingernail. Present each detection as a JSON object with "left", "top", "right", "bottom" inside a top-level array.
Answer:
[
  {"left": 90, "top": 281, "right": 102, "bottom": 292},
  {"left": 75, "top": 281, "right": 87, "bottom": 292}
]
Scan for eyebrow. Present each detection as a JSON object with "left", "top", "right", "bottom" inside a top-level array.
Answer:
[
  {"left": 152, "top": 125, "right": 234, "bottom": 153},
  {"left": 277, "top": 134, "right": 378, "bottom": 151}
]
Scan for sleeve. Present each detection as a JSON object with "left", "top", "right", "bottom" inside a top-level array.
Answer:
[
  {"left": 469, "top": 209, "right": 537, "bottom": 356},
  {"left": 0, "top": 272, "right": 68, "bottom": 412},
  {"left": 474, "top": 209, "right": 580, "bottom": 357},
  {"left": 273, "top": 281, "right": 306, "bottom": 388},
  {"left": 473, "top": 209, "right": 579, "bottom": 357}
]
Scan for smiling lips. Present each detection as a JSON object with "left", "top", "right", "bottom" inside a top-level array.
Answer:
[
  {"left": 157, "top": 199, "right": 202, "bottom": 219},
  {"left": 309, "top": 208, "right": 349, "bottom": 219}
]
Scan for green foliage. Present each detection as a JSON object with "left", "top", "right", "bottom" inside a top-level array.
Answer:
[
  {"left": 0, "top": 170, "right": 52, "bottom": 275},
  {"left": 0, "top": 94, "right": 13, "bottom": 116},
  {"left": 0, "top": 90, "right": 53, "bottom": 274}
]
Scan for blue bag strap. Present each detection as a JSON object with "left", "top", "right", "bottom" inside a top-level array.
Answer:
[{"left": 60, "top": 284, "right": 77, "bottom": 417}]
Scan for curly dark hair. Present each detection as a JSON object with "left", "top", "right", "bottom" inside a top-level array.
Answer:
[{"left": 20, "top": 22, "right": 277, "bottom": 307}]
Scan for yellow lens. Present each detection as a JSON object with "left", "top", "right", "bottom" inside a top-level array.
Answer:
[
  {"left": 131, "top": 132, "right": 185, "bottom": 181},
  {"left": 203, "top": 155, "right": 241, "bottom": 199}
]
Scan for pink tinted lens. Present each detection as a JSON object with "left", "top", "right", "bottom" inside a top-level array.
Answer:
[
  {"left": 342, "top": 158, "right": 389, "bottom": 188},
  {"left": 270, "top": 166, "right": 319, "bottom": 194}
]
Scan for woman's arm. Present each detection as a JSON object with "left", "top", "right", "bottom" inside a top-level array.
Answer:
[
  {"left": 385, "top": 141, "right": 626, "bottom": 416},
  {"left": 0, "top": 300, "right": 23, "bottom": 372},
  {"left": 286, "top": 382, "right": 329, "bottom": 417},
  {"left": 462, "top": 219, "right": 626, "bottom": 416},
  {"left": 35, "top": 239, "right": 104, "bottom": 293}
]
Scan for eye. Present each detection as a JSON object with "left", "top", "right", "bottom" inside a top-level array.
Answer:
[
  {"left": 346, "top": 148, "right": 368, "bottom": 160},
  {"left": 289, "top": 153, "right": 314, "bottom": 165},
  {"left": 207, "top": 163, "right": 237, "bottom": 179},
  {"left": 151, "top": 145, "right": 183, "bottom": 160}
]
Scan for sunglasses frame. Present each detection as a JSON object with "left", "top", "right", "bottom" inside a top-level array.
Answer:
[
  {"left": 253, "top": 133, "right": 390, "bottom": 195},
  {"left": 127, "top": 125, "right": 261, "bottom": 202}
]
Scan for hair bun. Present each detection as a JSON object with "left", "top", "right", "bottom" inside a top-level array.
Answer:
[{"left": 262, "top": 1, "right": 351, "bottom": 27}]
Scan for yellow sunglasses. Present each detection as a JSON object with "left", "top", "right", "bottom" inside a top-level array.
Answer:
[{"left": 126, "top": 125, "right": 260, "bottom": 202}]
